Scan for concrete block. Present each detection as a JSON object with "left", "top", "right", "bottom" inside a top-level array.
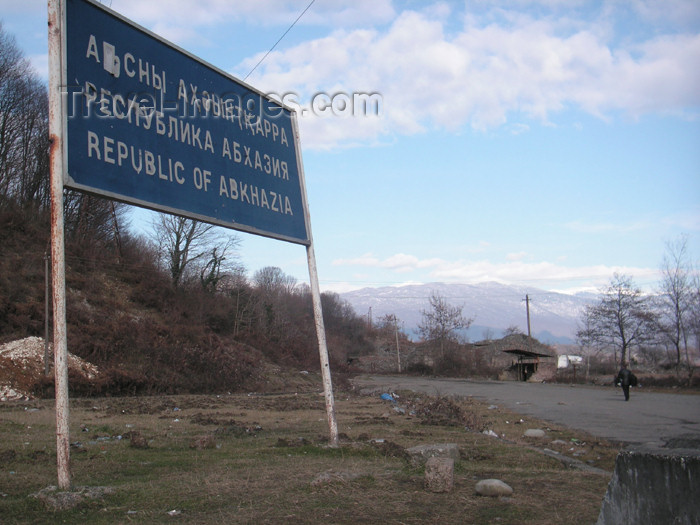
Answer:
[
  {"left": 407, "top": 443, "right": 460, "bottom": 466},
  {"left": 425, "top": 457, "right": 454, "bottom": 493},
  {"left": 597, "top": 442, "right": 700, "bottom": 525}
]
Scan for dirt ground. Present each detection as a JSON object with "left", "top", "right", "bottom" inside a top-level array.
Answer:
[
  {"left": 0, "top": 338, "right": 624, "bottom": 523},
  {"left": 0, "top": 388, "right": 620, "bottom": 524}
]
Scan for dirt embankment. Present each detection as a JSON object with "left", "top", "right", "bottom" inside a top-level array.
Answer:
[{"left": 0, "top": 337, "right": 98, "bottom": 401}]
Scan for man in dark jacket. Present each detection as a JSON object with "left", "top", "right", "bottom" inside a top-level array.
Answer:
[{"left": 615, "top": 362, "right": 637, "bottom": 401}]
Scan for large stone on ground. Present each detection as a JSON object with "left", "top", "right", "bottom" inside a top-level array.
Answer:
[
  {"left": 523, "top": 428, "right": 546, "bottom": 438},
  {"left": 475, "top": 479, "right": 513, "bottom": 497},
  {"left": 425, "top": 457, "right": 454, "bottom": 493}
]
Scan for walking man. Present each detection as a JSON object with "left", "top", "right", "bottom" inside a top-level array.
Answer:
[{"left": 615, "top": 362, "right": 638, "bottom": 401}]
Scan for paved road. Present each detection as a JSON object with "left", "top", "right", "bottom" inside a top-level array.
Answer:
[{"left": 352, "top": 375, "right": 700, "bottom": 447}]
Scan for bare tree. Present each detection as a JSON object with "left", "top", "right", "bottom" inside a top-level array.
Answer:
[
  {"left": 253, "top": 266, "right": 298, "bottom": 296},
  {"left": 576, "top": 305, "right": 612, "bottom": 378},
  {"left": 577, "top": 273, "right": 657, "bottom": 367},
  {"left": 418, "top": 292, "right": 473, "bottom": 360},
  {"left": 481, "top": 327, "right": 495, "bottom": 342},
  {"left": 657, "top": 235, "right": 694, "bottom": 369},
  {"left": 251, "top": 266, "right": 299, "bottom": 335},
  {"left": 220, "top": 272, "right": 259, "bottom": 337},
  {"left": 152, "top": 214, "right": 240, "bottom": 288},
  {"left": 0, "top": 23, "right": 50, "bottom": 208},
  {"left": 503, "top": 325, "right": 524, "bottom": 337},
  {"left": 63, "top": 192, "right": 129, "bottom": 253},
  {"left": 690, "top": 271, "right": 700, "bottom": 363},
  {"left": 199, "top": 245, "right": 241, "bottom": 293}
]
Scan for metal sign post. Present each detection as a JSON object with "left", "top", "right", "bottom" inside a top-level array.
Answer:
[
  {"left": 294, "top": 113, "right": 338, "bottom": 446},
  {"left": 306, "top": 242, "right": 339, "bottom": 447},
  {"left": 48, "top": 0, "right": 71, "bottom": 490}
]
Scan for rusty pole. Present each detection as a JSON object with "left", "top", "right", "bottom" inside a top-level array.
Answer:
[
  {"left": 48, "top": 0, "right": 71, "bottom": 490},
  {"left": 292, "top": 113, "right": 338, "bottom": 447},
  {"left": 306, "top": 242, "right": 339, "bottom": 447}
]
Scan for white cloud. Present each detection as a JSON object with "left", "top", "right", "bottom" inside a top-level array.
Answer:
[
  {"left": 508, "top": 123, "right": 530, "bottom": 135},
  {"left": 243, "top": 4, "right": 700, "bottom": 148},
  {"left": 506, "top": 251, "right": 529, "bottom": 261},
  {"left": 661, "top": 211, "right": 700, "bottom": 231},
  {"left": 331, "top": 251, "right": 660, "bottom": 292},
  {"left": 332, "top": 253, "right": 443, "bottom": 272},
  {"left": 111, "top": 0, "right": 396, "bottom": 29},
  {"left": 628, "top": 0, "right": 700, "bottom": 28},
  {"left": 14, "top": 1, "right": 699, "bottom": 148}
]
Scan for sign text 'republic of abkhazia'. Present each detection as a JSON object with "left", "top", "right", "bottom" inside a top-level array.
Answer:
[{"left": 63, "top": 0, "right": 309, "bottom": 244}]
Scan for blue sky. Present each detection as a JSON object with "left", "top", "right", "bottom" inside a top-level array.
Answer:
[{"left": 3, "top": 0, "right": 699, "bottom": 294}]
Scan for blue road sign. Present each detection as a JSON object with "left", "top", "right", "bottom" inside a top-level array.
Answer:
[{"left": 63, "top": 0, "right": 310, "bottom": 244}]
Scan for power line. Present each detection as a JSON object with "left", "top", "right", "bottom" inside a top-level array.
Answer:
[{"left": 243, "top": 0, "right": 316, "bottom": 81}]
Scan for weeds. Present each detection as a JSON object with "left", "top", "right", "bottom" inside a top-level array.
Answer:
[{"left": 0, "top": 392, "right": 616, "bottom": 524}]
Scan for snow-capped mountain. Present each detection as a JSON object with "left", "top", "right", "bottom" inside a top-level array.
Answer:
[{"left": 340, "top": 282, "right": 597, "bottom": 344}]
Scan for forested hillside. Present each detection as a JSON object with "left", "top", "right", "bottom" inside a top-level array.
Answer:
[{"left": 1, "top": 201, "right": 383, "bottom": 393}]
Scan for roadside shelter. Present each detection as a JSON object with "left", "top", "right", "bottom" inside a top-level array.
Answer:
[{"left": 504, "top": 348, "right": 553, "bottom": 381}]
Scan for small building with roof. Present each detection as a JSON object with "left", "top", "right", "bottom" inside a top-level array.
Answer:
[{"left": 473, "top": 333, "right": 554, "bottom": 381}]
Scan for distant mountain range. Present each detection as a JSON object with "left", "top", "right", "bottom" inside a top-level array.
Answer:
[{"left": 340, "top": 282, "right": 598, "bottom": 344}]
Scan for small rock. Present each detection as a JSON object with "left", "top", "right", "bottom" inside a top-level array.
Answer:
[
  {"left": 524, "top": 429, "right": 546, "bottom": 438},
  {"left": 475, "top": 479, "right": 513, "bottom": 498}
]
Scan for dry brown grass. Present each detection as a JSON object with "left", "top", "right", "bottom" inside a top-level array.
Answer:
[{"left": 0, "top": 390, "right": 619, "bottom": 524}]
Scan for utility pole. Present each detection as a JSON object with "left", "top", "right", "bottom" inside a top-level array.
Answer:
[
  {"left": 525, "top": 294, "right": 532, "bottom": 352},
  {"left": 393, "top": 315, "right": 401, "bottom": 373}
]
